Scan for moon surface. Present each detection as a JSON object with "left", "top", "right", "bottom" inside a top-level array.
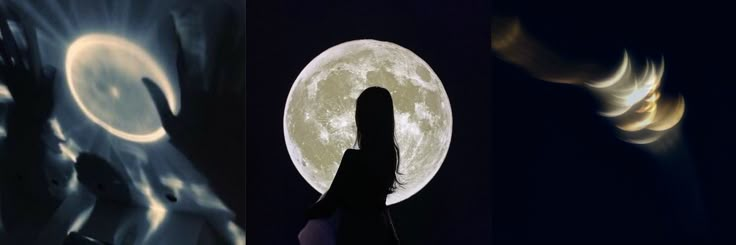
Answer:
[
  {"left": 65, "top": 34, "right": 177, "bottom": 142},
  {"left": 284, "top": 39, "right": 453, "bottom": 204}
]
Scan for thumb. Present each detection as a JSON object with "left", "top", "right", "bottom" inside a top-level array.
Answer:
[{"left": 142, "top": 77, "right": 176, "bottom": 130}]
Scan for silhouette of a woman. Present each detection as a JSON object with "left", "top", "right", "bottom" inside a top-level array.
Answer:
[{"left": 302, "top": 86, "right": 401, "bottom": 245}]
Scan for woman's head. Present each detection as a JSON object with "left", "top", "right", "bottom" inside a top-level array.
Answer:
[{"left": 354, "top": 86, "right": 401, "bottom": 192}]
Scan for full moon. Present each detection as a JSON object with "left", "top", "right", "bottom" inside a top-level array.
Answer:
[
  {"left": 284, "top": 39, "right": 453, "bottom": 204},
  {"left": 65, "top": 34, "right": 177, "bottom": 143}
]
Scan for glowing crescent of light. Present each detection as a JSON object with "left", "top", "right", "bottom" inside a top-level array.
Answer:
[
  {"left": 647, "top": 95, "right": 685, "bottom": 131},
  {"left": 624, "top": 134, "right": 663, "bottom": 145},
  {"left": 65, "top": 34, "right": 177, "bottom": 142},
  {"left": 587, "top": 52, "right": 630, "bottom": 89},
  {"left": 492, "top": 17, "right": 686, "bottom": 145},
  {"left": 0, "top": 84, "right": 11, "bottom": 101}
]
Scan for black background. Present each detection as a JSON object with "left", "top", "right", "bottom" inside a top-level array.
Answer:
[
  {"left": 492, "top": 0, "right": 736, "bottom": 244},
  {"left": 245, "top": 0, "right": 491, "bottom": 244}
]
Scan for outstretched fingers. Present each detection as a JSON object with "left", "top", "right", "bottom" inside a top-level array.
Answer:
[
  {"left": 0, "top": 4, "right": 47, "bottom": 104},
  {"left": 170, "top": 12, "right": 196, "bottom": 98},
  {"left": 12, "top": 3, "right": 42, "bottom": 84}
]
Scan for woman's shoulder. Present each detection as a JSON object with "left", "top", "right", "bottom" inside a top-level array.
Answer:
[
  {"left": 342, "top": 149, "right": 360, "bottom": 161},
  {"left": 344, "top": 148, "right": 360, "bottom": 155}
]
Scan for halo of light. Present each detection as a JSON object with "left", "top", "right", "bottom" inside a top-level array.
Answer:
[{"left": 65, "top": 34, "right": 177, "bottom": 142}]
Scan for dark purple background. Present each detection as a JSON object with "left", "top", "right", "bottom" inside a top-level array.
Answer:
[{"left": 245, "top": 0, "right": 492, "bottom": 244}]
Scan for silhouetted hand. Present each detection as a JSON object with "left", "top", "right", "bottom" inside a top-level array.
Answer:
[
  {"left": 0, "top": 4, "right": 56, "bottom": 177},
  {"left": 142, "top": 36, "right": 207, "bottom": 157},
  {"left": 0, "top": 5, "right": 55, "bottom": 130},
  {"left": 141, "top": 25, "right": 210, "bottom": 163},
  {"left": 0, "top": 5, "right": 60, "bottom": 238},
  {"left": 142, "top": 10, "right": 245, "bottom": 226}
]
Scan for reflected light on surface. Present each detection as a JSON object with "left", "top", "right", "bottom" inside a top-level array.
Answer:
[
  {"left": 58, "top": 141, "right": 80, "bottom": 162},
  {"left": 50, "top": 117, "right": 67, "bottom": 141},
  {"left": 68, "top": 171, "right": 80, "bottom": 194},
  {"left": 133, "top": 167, "right": 168, "bottom": 242},
  {"left": 59, "top": 143, "right": 79, "bottom": 162},
  {"left": 67, "top": 199, "right": 95, "bottom": 234},
  {"left": 0, "top": 84, "right": 11, "bottom": 102},
  {"left": 65, "top": 34, "right": 177, "bottom": 143},
  {"left": 227, "top": 221, "right": 246, "bottom": 245},
  {"left": 160, "top": 174, "right": 184, "bottom": 200}
]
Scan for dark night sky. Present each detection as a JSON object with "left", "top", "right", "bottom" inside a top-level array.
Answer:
[
  {"left": 492, "top": 0, "right": 736, "bottom": 244},
  {"left": 245, "top": 0, "right": 491, "bottom": 244},
  {"left": 246, "top": 0, "right": 736, "bottom": 244}
]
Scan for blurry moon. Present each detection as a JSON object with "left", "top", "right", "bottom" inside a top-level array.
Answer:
[
  {"left": 284, "top": 40, "right": 453, "bottom": 204},
  {"left": 65, "top": 34, "right": 177, "bottom": 142}
]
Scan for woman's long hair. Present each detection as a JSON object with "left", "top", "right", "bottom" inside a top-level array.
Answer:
[{"left": 354, "top": 87, "right": 402, "bottom": 193}]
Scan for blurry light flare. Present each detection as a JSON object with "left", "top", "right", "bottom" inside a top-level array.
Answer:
[
  {"left": 0, "top": 84, "right": 11, "bottom": 101},
  {"left": 617, "top": 110, "right": 656, "bottom": 132},
  {"left": 143, "top": 185, "right": 168, "bottom": 229},
  {"left": 190, "top": 183, "right": 228, "bottom": 211},
  {"left": 50, "top": 117, "right": 67, "bottom": 141},
  {"left": 585, "top": 53, "right": 684, "bottom": 137},
  {"left": 625, "top": 134, "right": 664, "bottom": 145},
  {"left": 586, "top": 52, "right": 630, "bottom": 88},
  {"left": 491, "top": 17, "right": 522, "bottom": 51},
  {"left": 131, "top": 167, "right": 168, "bottom": 242},
  {"left": 68, "top": 170, "right": 80, "bottom": 194},
  {"left": 58, "top": 142, "right": 79, "bottom": 162},
  {"left": 491, "top": 17, "right": 607, "bottom": 85},
  {"left": 226, "top": 221, "right": 246, "bottom": 245},
  {"left": 491, "top": 17, "right": 685, "bottom": 145},
  {"left": 160, "top": 175, "right": 184, "bottom": 191},
  {"left": 67, "top": 198, "right": 95, "bottom": 234},
  {"left": 160, "top": 175, "right": 184, "bottom": 198},
  {"left": 648, "top": 95, "right": 685, "bottom": 132},
  {"left": 65, "top": 33, "right": 177, "bottom": 143}
]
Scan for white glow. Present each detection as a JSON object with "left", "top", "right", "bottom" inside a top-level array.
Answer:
[
  {"left": 134, "top": 167, "right": 168, "bottom": 241},
  {"left": 50, "top": 117, "right": 67, "bottom": 141},
  {"left": 190, "top": 183, "right": 228, "bottom": 210},
  {"left": 67, "top": 198, "right": 95, "bottom": 234},
  {"left": 160, "top": 175, "right": 184, "bottom": 191},
  {"left": 492, "top": 18, "right": 684, "bottom": 146},
  {"left": 65, "top": 34, "right": 177, "bottom": 143},
  {"left": 0, "top": 84, "right": 11, "bottom": 102},
  {"left": 586, "top": 51, "right": 630, "bottom": 89},
  {"left": 68, "top": 171, "right": 80, "bottom": 194},
  {"left": 227, "top": 221, "right": 246, "bottom": 245},
  {"left": 160, "top": 174, "right": 184, "bottom": 198},
  {"left": 58, "top": 142, "right": 79, "bottom": 162},
  {"left": 144, "top": 185, "right": 167, "bottom": 233},
  {"left": 587, "top": 53, "right": 684, "bottom": 144}
]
